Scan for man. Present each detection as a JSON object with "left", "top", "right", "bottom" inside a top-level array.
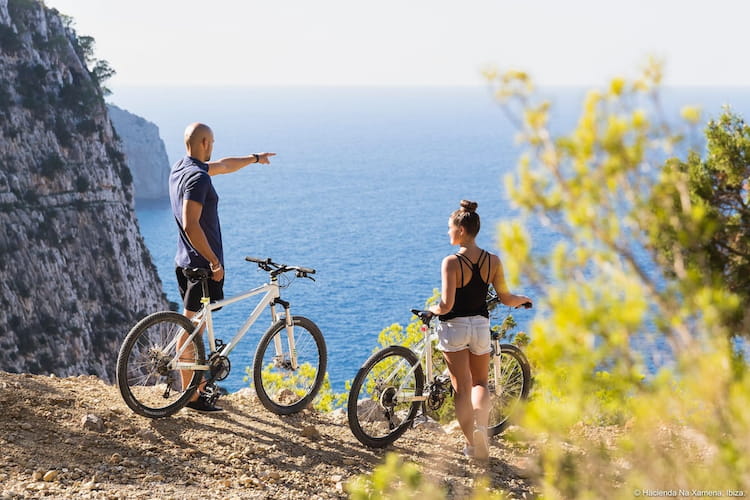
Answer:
[{"left": 169, "top": 122, "right": 275, "bottom": 412}]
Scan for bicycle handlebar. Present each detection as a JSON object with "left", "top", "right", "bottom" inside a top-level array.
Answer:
[
  {"left": 411, "top": 296, "right": 532, "bottom": 324},
  {"left": 244, "top": 256, "right": 316, "bottom": 279},
  {"left": 486, "top": 293, "right": 532, "bottom": 311}
]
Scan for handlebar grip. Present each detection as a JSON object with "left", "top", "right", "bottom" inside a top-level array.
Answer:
[
  {"left": 297, "top": 266, "right": 316, "bottom": 274},
  {"left": 245, "top": 256, "right": 271, "bottom": 265}
]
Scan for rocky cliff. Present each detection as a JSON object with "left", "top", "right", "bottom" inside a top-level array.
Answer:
[
  {"left": 107, "top": 104, "right": 170, "bottom": 201},
  {"left": 0, "top": 0, "right": 169, "bottom": 380}
]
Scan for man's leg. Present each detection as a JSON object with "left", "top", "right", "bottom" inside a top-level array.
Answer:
[{"left": 178, "top": 308, "right": 203, "bottom": 401}]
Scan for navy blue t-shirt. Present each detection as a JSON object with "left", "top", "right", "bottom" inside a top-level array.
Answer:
[{"left": 169, "top": 156, "right": 223, "bottom": 269}]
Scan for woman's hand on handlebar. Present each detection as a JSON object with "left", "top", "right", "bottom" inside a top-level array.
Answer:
[{"left": 514, "top": 296, "right": 533, "bottom": 309}]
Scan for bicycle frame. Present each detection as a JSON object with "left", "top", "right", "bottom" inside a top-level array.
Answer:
[
  {"left": 165, "top": 276, "right": 298, "bottom": 372},
  {"left": 386, "top": 317, "right": 506, "bottom": 406},
  {"left": 389, "top": 321, "right": 438, "bottom": 405}
]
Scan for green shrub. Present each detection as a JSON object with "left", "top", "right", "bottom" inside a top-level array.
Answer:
[
  {"left": 16, "top": 63, "right": 49, "bottom": 119},
  {"left": 0, "top": 24, "right": 22, "bottom": 53},
  {"left": 23, "top": 189, "right": 38, "bottom": 205},
  {"left": 119, "top": 163, "right": 133, "bottom": 187},
  {"left": 346, "top": 453, "right": 511, "bottom": 500},
  {"left": 7, "top": 0, "right": 37, "bottom": 24},
  {"left": 39, "top": 153, "right": 64, "bottom": 177},
  {"left": 76, "top": 118, "right": 98, "bottom": 135},
  {"left": 8, "top": 0, "right": 36, "bottom": 12},
  {"left": 58, "top": 72, "right": 98, "bottom": 113},
  {"left": 54, "top": 116, "right": 73, "bottom": 148},
  {"left": 485, "top": 61, "right": 750, "bottom": 497},
  {"left": 75, "top": 174, "right": 90, "bottom": 193},
  {"left": 0, "top": 84, "right": 13, "bottom": 116}
]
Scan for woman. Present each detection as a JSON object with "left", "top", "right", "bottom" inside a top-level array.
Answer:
[{"left": 429, "top": 200, "right": 532, "bottom": 459}]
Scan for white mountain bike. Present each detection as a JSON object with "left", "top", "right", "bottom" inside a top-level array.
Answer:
[
  {"left": 116, "top": 257, "right": 327, "bottom": 418},
  {"left": 347, "top": 296, "right": 531, "bottom": 448}
]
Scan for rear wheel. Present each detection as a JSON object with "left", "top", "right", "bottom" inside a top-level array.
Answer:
[
  {"left": 488, "top": 343, "right": 531, "bottom": 436},
  {"left": 347, "top": 345, "right": 424, "bottom": 448},
  {"left": 116, "top": 311, "right": 205, "bottom": 418},
  {"left": 253, "top": 316, "right": 327, "bottom": 415}
]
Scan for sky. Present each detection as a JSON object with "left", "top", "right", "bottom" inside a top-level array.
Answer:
[{"left": 43, "top": 0, "right": 750, "bottom": 89}]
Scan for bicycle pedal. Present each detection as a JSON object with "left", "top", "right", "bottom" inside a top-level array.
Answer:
[
  {"left": 202, "top": 383, "right": 221, "bottom": 406},
  {"left": 412, "top": 414, "right": 430, "bottom": 425}
]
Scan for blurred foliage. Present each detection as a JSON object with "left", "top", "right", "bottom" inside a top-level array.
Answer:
[
  {"left": 480, "top": 59, "right": 750, "bottom": 498},
  {"left": 345, "top": 453, "right": 446, "bottom": 500},
  {"left": 345, "top": 453, "right": 513, "bottom": 500}
]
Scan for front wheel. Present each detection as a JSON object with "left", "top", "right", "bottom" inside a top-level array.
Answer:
[
  {"left": 252, "top": 316, "right": 327, "bottom": 415},
  {"left": 347, "top": 345, "right": 425, "bottom": 448},
  {"left": 116, "top": 311, "right": 205, "bottom": 418},
  {"left": 488, "top": 343, "right": 531, "bottom": 436}
]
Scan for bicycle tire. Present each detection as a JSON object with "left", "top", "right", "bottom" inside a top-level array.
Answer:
[
  {"left": 347, "top": 345, "right": 425, "bottom": 448},
  {"left": 116, "top": 311, "right": 205, "bottom": 418},
  {"left": 252, "top": 316, "right": 327, "bottom": 415},
  {"left": 488, "top": 343, "right": 531, "bottom": 436}
]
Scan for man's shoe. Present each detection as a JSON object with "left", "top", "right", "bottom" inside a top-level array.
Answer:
[{"left": 185, "top": 396, "right": 223, "bottom": 413}]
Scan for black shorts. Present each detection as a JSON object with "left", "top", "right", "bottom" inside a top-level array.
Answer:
[{"left": 175, "top": 267, "right": 224, "bottom": 313}]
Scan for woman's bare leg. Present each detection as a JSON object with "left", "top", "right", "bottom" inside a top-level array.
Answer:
[{"left": 443, "top": 349, "right": 474, "bottom": 446}]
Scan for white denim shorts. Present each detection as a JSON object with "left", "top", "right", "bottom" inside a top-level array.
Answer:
[{"left": 436, "top": 315, "right": 491, "bottom": 355}]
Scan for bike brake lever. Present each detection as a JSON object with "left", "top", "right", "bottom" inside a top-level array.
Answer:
[{"left": 296, "top": 271, "right": 316, "bottom": 282}]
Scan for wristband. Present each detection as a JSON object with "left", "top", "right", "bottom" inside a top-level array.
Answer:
[{"left": 254, "top": 154, "right": 260, "bottom": 163}]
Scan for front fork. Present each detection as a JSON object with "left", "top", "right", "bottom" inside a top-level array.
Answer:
[{"left": 270, "top": 299, "right": 298, "bottom": 370}]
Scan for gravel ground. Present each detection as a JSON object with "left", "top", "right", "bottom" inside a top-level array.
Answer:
[{"left": 0, "top": 371, "right": 536, "bottom": 499}]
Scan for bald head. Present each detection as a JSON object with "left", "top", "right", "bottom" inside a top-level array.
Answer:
[{"left": 184, "top": 122, "right": 214, "bottom": 161}]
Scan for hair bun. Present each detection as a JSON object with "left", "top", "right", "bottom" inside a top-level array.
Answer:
[{"left": 459, "top": 200, "right": 478, "bottom": 212}]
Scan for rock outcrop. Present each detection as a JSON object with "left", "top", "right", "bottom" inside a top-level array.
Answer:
[
  {"left": 0, "top": 0, "right": 169, "bottom": 380},
  {"left": 107, "top": 104, "right": 170, "bottom": 201}
]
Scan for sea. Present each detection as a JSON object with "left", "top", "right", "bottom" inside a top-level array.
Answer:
[{"left": 110, "top": 85, "right": 750, "bottom": 394}]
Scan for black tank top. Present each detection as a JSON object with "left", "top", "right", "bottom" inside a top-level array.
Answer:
[{"left": 439, "top": 250, "right": 490, "bottom": 321}]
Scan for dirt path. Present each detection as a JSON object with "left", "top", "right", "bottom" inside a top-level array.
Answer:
[{"left": 0, "top": 371, "right": 535, "bottom": 499}]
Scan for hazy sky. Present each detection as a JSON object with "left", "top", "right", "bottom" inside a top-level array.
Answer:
[{"left": 44, "top": 0, "right": 750, "bottom": 88}]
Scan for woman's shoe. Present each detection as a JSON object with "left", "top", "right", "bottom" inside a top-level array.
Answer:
[{"left": 473, "top": 427, "right": 489, "bottom": 460}]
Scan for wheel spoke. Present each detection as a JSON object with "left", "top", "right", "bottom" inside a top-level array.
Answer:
[
  {"left": 117, "top": 312, "right": 204, "bottom": 418},
  {"left": 488, "top": 346, "right": 530, "bottom": 435},
  {"left": 254, "top": 317, "right": 327, "bottom": 415},
  {"left": 347, "top": 346, "right": 424, "bottom": 448}
]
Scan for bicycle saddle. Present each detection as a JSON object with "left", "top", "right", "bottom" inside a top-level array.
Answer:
[
  {"left": 182, "top": 268, "right": 211, "bottom": 280},
  {"left": 411, "top": 309, "right": 434, "bottom": 324}
]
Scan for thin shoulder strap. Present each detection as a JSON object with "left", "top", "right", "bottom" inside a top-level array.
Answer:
[
  {"left": 455, "top": 253, "right": 470, "bottom": 285},
  {"left": 478, "top": 250, "right": 491, "bottom": 283},
  {"left": 456, "top": 253, "right": 473, "bottom": 264}
]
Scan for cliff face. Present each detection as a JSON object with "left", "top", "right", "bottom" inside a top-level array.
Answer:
[
  {"left": 107, "top": 104, "right": 170, "bottom": 201},
  {"left": 0, "top": 0, "right": 169, "bottom": 380}
]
